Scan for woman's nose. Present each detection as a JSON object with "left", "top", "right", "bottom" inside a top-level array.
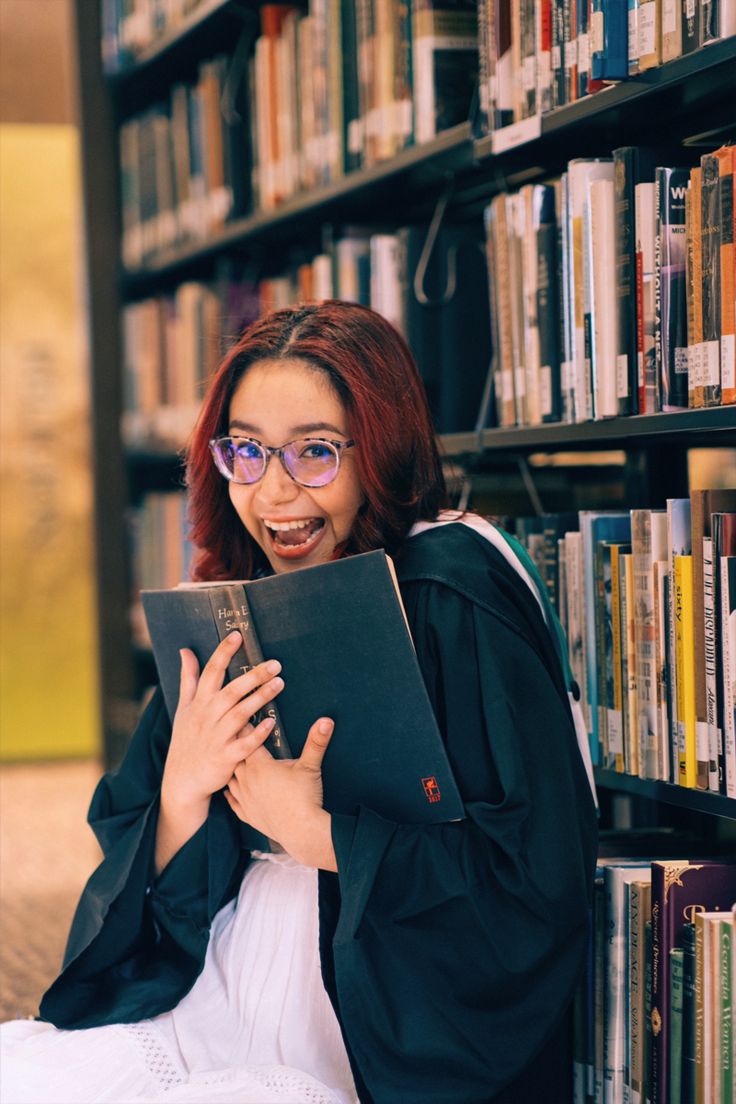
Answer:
[{"left": 254, "top": 453, "right": 299, "bottom": 504}]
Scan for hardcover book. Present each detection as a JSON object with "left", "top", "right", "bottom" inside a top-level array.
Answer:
[
  {"left": 650, "top": 860, "right": 736, "bottom": 1104},
  {"left": 142, "top": 550, "right": 465, "bottom": 828}
]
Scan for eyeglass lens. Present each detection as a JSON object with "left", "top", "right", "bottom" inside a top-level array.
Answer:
[{"left": 214, "top": 438, "right": 340, "bottom": 487}]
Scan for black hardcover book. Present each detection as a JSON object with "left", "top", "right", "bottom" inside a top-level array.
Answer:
[
  {"left": 700, "top": 152, "right": 722, "bottom": 407},
  {"left": 142, "top": 551, "right": 464, "bottom": 827},
  {"left": 613, "top": 147, "right": 676, "bottom": 417},
  {"left": 655, "top": 166, "right": 690, "bottom": 411},
  {"left": 341, "top": 0, "right": 362, "bottom": 173},
  {"left": 681, "top": 0, "right": 700, "bottom": 53},
  {"left": 534, "top": 184, "right": 562, "bottom": 423}
]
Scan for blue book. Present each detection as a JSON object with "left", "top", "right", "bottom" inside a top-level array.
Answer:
[
  {"left": 581, "top": 512, "right": 631, "bottom": 764},
  {"left": 590, "top": 0, "right": 629, "bottom": 80}
]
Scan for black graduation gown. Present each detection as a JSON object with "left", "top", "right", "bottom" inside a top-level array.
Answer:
[{"left": 40, "top": 523, "right": 597, "bottom": 1103}]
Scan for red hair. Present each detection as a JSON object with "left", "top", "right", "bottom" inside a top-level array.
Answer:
[{"left": 187, "top": 300, "right": 447, "bottom": 581}]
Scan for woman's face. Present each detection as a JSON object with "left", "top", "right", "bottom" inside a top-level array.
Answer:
[{"left": 226, "top": 358, "right": 364, "bottom": 574}]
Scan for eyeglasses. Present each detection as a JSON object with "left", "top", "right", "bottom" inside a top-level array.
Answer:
[{"left": 209, "top": 435, "right": 355, "bottom": 488}]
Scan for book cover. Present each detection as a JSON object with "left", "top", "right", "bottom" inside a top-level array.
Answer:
[
  {"left": 713, "top": 513, "right": 736, "bottom": 796},
  {"left": 667, "top": 497, "right": 692, "bottom": 783},
  {"left": 635, "top": 179, "right": 659, "bottom": 412},
  {"left": 669, "top": 947, "right": 685, "bottom": 1104},
  {"left": 533, "top": 184, "right": 562, "bottom": 423},
  {"left": 700, "top": 152, "right": 722, "bottom": 407},
  {"left": 687, "top": 165, "right": 705, "bottom": 408},
  {"left": 720, "top": 551, "right": 736, "bottom": 798},
  {"left": 638, "top": 0, "right": 661, "bottom": 67},
  {"left": 650, "top": 860, "right": 736, "bottom": 1104},
  {"left": 620, "top": 550, "right": 640, "bottom": 776},
  {"left": 719, "top": 915, "right": 732, "bottom": 1104},
  {"left": 590, "top": 0, "right": 629, "bottom": 78},
  {"left": 412, "top": 0, "right": 479, "bottom": 144},
  {"left": 587, "top": 176, "right": 619, "bottom": 419},
  {"left": 632, "top": 509, "right": 667, "bottom": 780},
  {"left": 142, "top": 551, "right": 464, "bottom": 827},
  {"left": 682, "top": 919, "right": 697, "bottom": 1103},
  {"left": 629, "top": 878, "right": 652, "bottom": 1104},
  {"left": 716, "top": 146, "right": 735, "bottom": 405},
  {"left": 681, "top": 0, "right": 700, "bottom": 51},
  {"left": 690, "top": 489, "right": 736, "bottom": 790},
  {"left": 655, "top": 166, "right": 690, "bottom": 412},
  {"left": 661, "top": 0, "right": 683, "bottom": 56},
  {"left": 603, "top": 863, "right": 652, "bottom": 1104},
  {"left": 581, "top": 512, "right": 631, "bottom": 763},
  {"left": 674, "top": 553, "right": 697, "bottom": 788}
]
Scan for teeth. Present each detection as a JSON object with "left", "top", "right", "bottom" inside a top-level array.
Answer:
[{"left": 264, "top": 518, "right": 319, "bottom": 532}]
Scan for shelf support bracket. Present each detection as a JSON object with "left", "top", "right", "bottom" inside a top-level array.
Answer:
[{"left": 414, "top": 175, "right": 457, "bottom": 307}]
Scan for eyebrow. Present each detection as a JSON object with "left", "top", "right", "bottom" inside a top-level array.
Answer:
[{"left": 229, "top": 419, "right": 348, "bottom": 437}]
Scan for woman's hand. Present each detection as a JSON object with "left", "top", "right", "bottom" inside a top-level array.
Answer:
[
  {"left": 162, "top": 631, "right": 285, "bottom": 812},
  {"left": 223, "top": 717, "right": 338, "bottom": 871}
]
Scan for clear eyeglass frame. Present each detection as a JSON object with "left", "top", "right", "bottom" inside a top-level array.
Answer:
[{"left": 208, "top": 435, "right": 356, "bottom": 488}]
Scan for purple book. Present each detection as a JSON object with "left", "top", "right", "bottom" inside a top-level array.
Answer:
[{"left": 650, "top": 860, "right": 736, "bottom": 1104}]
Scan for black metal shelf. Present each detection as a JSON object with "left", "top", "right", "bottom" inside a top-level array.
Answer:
[
  {"left": 440, "top": 408, "right": 736, "bottom": 458},
  {"left": 595, "top": 768, "right": 736, "bottom": 821}
]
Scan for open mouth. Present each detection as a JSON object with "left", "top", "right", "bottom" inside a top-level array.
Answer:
[{"left": 263, "top": 517, "right": 326, "bottom": 557}]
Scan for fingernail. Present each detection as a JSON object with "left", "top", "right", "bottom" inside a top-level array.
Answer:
[
  {"left": 270, "top": 676, "right": 284, "bottom": 690},
  {"left": 318, "top": 719, "right": 334, "bottom": 736},
  {"left": 266, "top": 659, "right": 281, "bottom": 675},
  {"left": 262, "top": 716, "right": 276, "bottom": 730},
  {"left": 228, "top": 630, "right": 241, "bottom": 642}
]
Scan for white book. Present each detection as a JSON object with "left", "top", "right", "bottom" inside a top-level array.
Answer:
[
  {"left": 369, "top": 234, "right": 403, "bottom": 331},
  {"left": 587, "top": 177, "right": 619, "bottom": 419},
  {"left": 720, "top": 554, "right": 736, "bottom": 798},
  {"left": 567, "top": 159, "right": 614, "bottom": 423}
]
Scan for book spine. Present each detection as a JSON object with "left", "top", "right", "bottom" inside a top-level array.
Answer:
[
  {"left": 720, "top": 918, "right": 732, "bottom": 1104},
  {"left": 535, "top": 186, "right": 562, "bottom": 422},
  {"left": 689, "top": 166, "right": 705, "bottom": 408},
  {"left": 610, "top": 544, "right": 626, "bottom": 771},
  {"left": 682, "top": 920, "right": 697, "bottom": 1104},
  {"left": 633, "top": 510, "right": 658, "bottom": 779},
  {"left": 721, "top": 554, "right": 736, "bottom": 798},
  {"left": 208, "top": 586, "right": 290, "bottom": 757},
  {"left": 651, "top": 864, "right": 665, "bottom": 1104},
  {"left": 675, "top": 555, "right": 697, "bottom": 787},
  {"left": 701, "top": 0, "right": 719, "bottom": 40},
  {"left": 630, "top": 881, "right": 651, "bottom": 1103},
  {"left": 703, "top": 535, "right": 722, "bottom": 792},
  {"left": 681, "top": 0, "right": 700, "bottom": 49},
  {"left": 595, "top": 541, "right": 611, "bottom": 765},
  {"left": 670, "top": 947, "right": 685, "bottom": 1104},
  {"left": 621, "top": 551, "right": 640, "bottom": 775},
  {"left": 657, "top": 166, "right": 690, "bottom": 412},
  {"left": 638, "top": 0, "right": 661, "bottom": 67},
  {"left": 636, "top": 180, "right": 659, "bottom": 412},
  {"left": 615, "top": 148, "right": 638, "bottom": 416},
  {"left": 700, "top": 153, "right": 722, "bottom": 407},
  {"left": 695, "top": 912, "right": 705, "bottom": 1104},
  {"left": 717, "top": 148, "right": 735, "bottom": 404},
  {"left": 662, "top": 0, "right": 683, "bottom": 56}
]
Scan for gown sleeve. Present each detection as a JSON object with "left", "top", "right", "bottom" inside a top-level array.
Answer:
[
  {"left": 328, "top": 579, "right": 598, "bottom": 1104},
  {"left": 39, "top": 688, "right": 247, "bottom": 1029}
]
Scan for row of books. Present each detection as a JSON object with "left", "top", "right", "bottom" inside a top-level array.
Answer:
[
  {"left": 118, "top": 1, "right": 479, "bottom": 264},
  {"left": 478, "top": 0, "right": 736, "bottom": 133},
  {"left": 119, "top": 54, "right": 251, "bottom": 268},
  {"left": 121, "top": 225, "right": 491, "bottom": 439},
  {"left": 512, "top": 494, "right": 736, "bottom": 795},
  {"left": 484, "top": 144, "right": 736, "bottom": 427},
  {"left": 101, "top": 0, "right": 201, "bottom": 69},
  {"left": 573, "top": 855, "right": 735, "bottom": 1104}
]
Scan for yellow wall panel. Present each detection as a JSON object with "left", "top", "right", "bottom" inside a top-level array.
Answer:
[{"left": 0, "top": 125, "right": 100, "bottom": 759}]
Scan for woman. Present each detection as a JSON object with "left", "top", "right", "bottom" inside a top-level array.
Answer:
[{"left": 2, "top": 301, "right": 597, "bottom": 1104}]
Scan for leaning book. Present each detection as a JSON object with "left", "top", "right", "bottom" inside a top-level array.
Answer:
[{"left": 141, "top": 550, "right": 464, "bottom": 826}]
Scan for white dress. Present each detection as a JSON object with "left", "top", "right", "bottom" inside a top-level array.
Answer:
[{"left": 0, "top": 852, "right": 358, "bottom": 1104}]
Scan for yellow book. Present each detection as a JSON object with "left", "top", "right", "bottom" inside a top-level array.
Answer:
[{"left": 675, "top": 554, "right": 697, "bottom": 787}]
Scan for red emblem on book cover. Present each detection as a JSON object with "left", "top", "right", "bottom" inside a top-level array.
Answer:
[{"left": 421, "top": 776, "right": 441, "bottom": 803}]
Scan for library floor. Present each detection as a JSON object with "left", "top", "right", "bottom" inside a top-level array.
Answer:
[{"left": 0, "top": 761, "right": 102, "bottom": 1022}]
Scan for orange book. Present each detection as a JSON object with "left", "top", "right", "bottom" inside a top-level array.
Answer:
[{"left": 715, "top": 146, "right": 735, "bottom": 404}]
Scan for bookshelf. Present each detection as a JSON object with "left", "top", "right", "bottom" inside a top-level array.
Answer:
[
  {"left": 76, "top": 0, "right": 736, "bottom": 771},
  {"left": 73, "top": 3, "right": 736, "bottom": 1097}
]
